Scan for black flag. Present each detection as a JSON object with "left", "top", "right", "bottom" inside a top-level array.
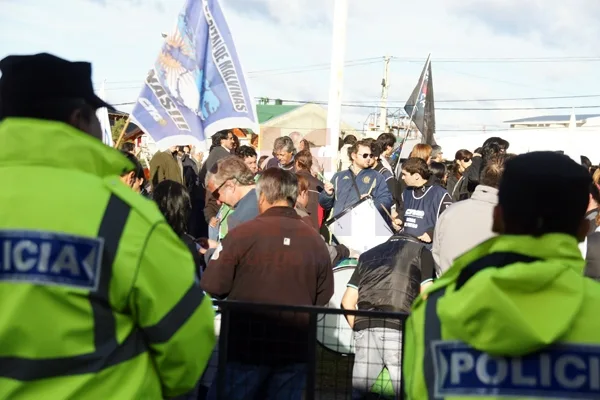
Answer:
[{"left": 404, "top": 55, "right": 436, "bottom": 145}]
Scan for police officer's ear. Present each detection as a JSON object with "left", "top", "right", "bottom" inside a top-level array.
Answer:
[
  {"left": 576, "top": 218, "right": 590, "bottom": 243},
  {"left": 491, "top": 205, "right": 505, "bottom": 234},
  {"left": 68, "top": 104, "right": 102, "bottom": 140}
]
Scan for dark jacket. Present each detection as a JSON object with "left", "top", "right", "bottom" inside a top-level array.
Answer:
[
  {"left": 347, "top": 234, "right": 435, "bottom": 331},
  {"left": 585, "top": 231, "right": 600, "bottom": 282},
  {"left": 319, "top": 168, "right": 393, "bottom": 222},
  {"left": 180, "top": 233, "right": 203, "bottom": 279},
  {"left": 181, "top": 154, "right": 199, "bottom": 192},
  {"left": 266, "top": 156, "right": 295, "bottom": 171},
  {"left": 198, "top": 146, "right": 231, "bottom": 223},
  {"left": 297, "top": 169, "right": 323, "bottom": 230},
  {"left": 201, "top": 206, "right": 334, "bottom": 364},
  {"left": 463, "top": 155, "right": 484, "bottom": 196},
  {"left": 446, "top": 173, "right": 470, "bottom": 202},
  {"left": 374, "top": 161, "right": 403, "bottom": 211}
]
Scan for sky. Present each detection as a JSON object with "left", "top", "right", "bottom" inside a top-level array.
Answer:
[{"left": 2, "top": 0, "right": 600, "bottom": 137}]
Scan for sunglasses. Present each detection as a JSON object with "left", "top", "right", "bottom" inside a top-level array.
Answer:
[
  {"left": 212, "top": 179, "right": 230, "bottom": 200},
  {"left": 358, "top": 153, "right": 373, "bottom": 159}
]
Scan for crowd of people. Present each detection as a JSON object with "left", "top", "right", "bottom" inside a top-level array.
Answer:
[{"left": 3, "top": 52, "right": 600, "bottom": 400}]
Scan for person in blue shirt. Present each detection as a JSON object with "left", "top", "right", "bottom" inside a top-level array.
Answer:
[{"left": 319, "top": 139, "right": 393, "bottom": 222}]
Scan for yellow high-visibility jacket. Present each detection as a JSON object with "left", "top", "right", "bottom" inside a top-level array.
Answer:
[
  {"left": 403, "top": 234, "right": 600, "bottom": 400},
  {"left": 0, "top": 118, "right": 215, "bottom": 400}
]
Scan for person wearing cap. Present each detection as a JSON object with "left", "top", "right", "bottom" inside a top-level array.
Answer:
[
  {"left": 0, "top": 53, "right": 215, "bottom": 399},
  {"left": 403, "top": 151, "right": 600, "bottom": 399}
]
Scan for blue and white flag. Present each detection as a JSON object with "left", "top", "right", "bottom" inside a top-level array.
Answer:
[
  {"left": 96, "top": 80, "right": 114, "bottom": 147},
  {"left": 130, "top": 0, "right": 258, "bottom": 149}
]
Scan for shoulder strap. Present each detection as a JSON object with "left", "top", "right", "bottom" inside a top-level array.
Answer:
[
  {"left": 455, "top": 251, "right": 541, "bottom": 290},
  {"left": 348, "top": 168, "right": 362, "bottom": 200}
]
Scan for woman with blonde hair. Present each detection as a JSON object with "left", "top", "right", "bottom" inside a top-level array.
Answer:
[{"left": 409, "top": 143, "right": 433, "bottom": 164}]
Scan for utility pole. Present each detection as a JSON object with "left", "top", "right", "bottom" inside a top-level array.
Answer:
[
  {"left": 324, "top": 0, "right": 348, "bottom": 179},
  {"left": 378, "top": 55, "right": 391, "bottom": 134}
]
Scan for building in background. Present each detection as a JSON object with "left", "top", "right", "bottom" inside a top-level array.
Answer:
[
  {"left": 504, "top": 114, "right": 600, "bottom": 129},
  {"left": 257, "top": 99, "right": 359, "bottom": 155},
  {"left": 107, "top": 99, "right": 360, "bottom": 159}
]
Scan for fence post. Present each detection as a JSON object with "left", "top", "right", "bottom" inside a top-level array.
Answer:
[
  {"left": 305, "top": 312, "right": 317, "bottom": 400},
  {"left": 216, "top": 306, "right": 230, "bottom": 399}
]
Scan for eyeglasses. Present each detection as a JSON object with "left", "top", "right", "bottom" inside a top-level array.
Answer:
[
  {"left": 358, "top": 153, "right": 373, "bottom": 159},
  {"left": 212, "top": 179, "right": 232, "bottom": 200},
  {"left": 463, "top": 158, "right": 472, "bottom": 162}
]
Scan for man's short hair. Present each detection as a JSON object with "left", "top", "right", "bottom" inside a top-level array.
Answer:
[
  {"left": 499, "top": 152, "right": 591, "bottom": 237},
  {"left": 483, "top": 137, "right": 509, "bottom": 151},
  {"left": 343, "top": 134, "right": 357, "bottom": 145},
  {"left": 273, "top": 136, "right": 295, "bottom": 153},
  {"left": 376, "top": 132, "right": 396, "bottom": 150},
  {"left": 121, "top": 142, "right": 135, "bottom": 153},
  {"left": 480, "top": 154, "right": 514, "bottom": 188},
  {"left": 211, "top": 130, "right": 231, "bottom": 147},
  {"left": 349, "top": 139, "right": 372, "bottom": 161},
  {"left": 235, "top": 145, "right": 257, "bottom": 159},
  {"left": 402, "top": 157, "right": 431, "bottom": 180},
  {"left": 256, "top": 168, "right": 298, "bottom": 207},
  {"left": 120, "top": 151, "right": 145, "bottom": 183},
  {"left": 206, "top": 155, "right": 255, "bottom": 188}
]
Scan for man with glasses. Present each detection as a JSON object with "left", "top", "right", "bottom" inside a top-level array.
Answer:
[
  {"left": 319, "top": 139, "right": 393, "bottom": 224},
  {"left": 202, "top": 156, "right": 259, "bottom": 259},
  {"left": 198, "top": 130, "right": 237, "bottom": 238}
]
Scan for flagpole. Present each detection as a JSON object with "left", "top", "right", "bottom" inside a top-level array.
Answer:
[
  {"left": 325, "top": 0, "right": 348, "bottom": 179},
  {"left": 394, "top": 54, "right": 431, "bottom": 177},
  {"left": 114, "top": 116, "right": 131, "bottom": 149}
]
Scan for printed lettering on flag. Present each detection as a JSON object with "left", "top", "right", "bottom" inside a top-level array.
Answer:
[
  {"left": 433, "top": 340, "right": 600, "bottom": 399},
  {"left": 130, "top": 0, "right": 258, "bottom": 149},
  {"left": 0, "top": 230, "right": 104, "bottom": 291}
]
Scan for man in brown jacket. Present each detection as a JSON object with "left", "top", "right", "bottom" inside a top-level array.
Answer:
[
  {"left": 201, "top": 167, "right": 334, "bottom": 400},
  {"left": 149, "top": 145, "right": 183, "bottom": 189}
]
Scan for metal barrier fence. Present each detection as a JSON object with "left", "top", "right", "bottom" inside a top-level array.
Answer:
[{"left": 210, "top": 300, "right": 409, "bottom": 400}]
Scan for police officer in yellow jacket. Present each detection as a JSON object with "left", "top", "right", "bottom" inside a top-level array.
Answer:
[
  {"left": 0, "top": 53, "right": 215, "bottom": 399},
  {"left": 403, "top": 151, "right": 600, "bottom": 399}
]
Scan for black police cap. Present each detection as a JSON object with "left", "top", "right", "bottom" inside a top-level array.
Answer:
[
  {"left": 499, "top": 151, "right": 591, "bottom": 227},
  {"left": 0, "top": 53, "right": 114, "bottom": 111}
]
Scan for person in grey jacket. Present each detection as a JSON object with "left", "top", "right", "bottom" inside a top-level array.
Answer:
[{"left": 432, "top": 154, "right": 513, "bottom": 275}]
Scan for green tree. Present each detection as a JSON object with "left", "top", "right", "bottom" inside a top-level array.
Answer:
[{"left": 111, "top": 118, "right": 127, "bottom": 145}]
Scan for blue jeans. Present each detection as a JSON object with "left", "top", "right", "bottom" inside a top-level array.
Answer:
[{"left": 207, "top": 362, "right": 306, "bottom": 400}]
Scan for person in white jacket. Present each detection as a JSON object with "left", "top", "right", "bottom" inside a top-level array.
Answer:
[{"left": 432, "top": 154, "right": 512, "bottom": 275}]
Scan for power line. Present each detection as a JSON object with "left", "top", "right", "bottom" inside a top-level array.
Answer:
[
  {"left": 112, "top": 99, "right": 600, "bottom": 112},
  {"left": 391, "top": 56, "right": 600, "bottom": 63},
  {"left": 246, "top": 57, "right": 382, "bottom": 75},
  {"left": 96, "top": 57, "right": 384, "bottom": 87},
  {"left": 343, "top": 94, "right": 600, "bottom": 104}
]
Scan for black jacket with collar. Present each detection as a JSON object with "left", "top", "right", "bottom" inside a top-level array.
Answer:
[{"left": 347, "top": 234, "right": 435, "bottom": 331}]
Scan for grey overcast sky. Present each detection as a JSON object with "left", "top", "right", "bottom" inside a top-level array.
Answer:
[{"left": 2, "top": 0, "right": 600, "bottom": 135}]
